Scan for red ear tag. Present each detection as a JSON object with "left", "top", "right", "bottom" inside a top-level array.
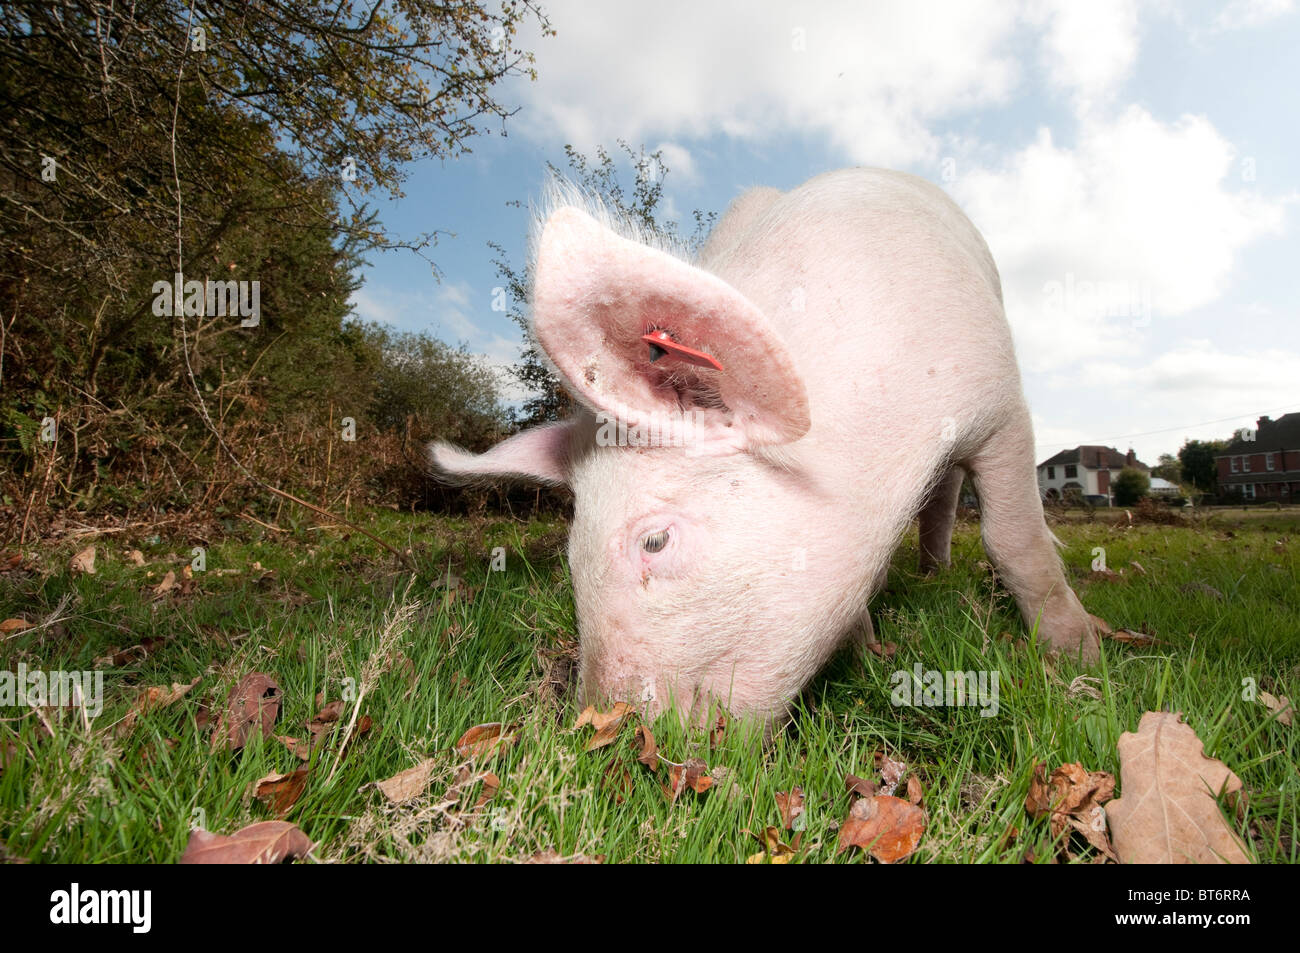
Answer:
[{"left": 640, "top": 331, "right": 724, "bottom": 371}]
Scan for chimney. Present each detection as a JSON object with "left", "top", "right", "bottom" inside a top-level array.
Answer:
[
  {"left": 1258, "top": 415, "right": 1272, "bottom": 431},
  {"left": 1125, "top": 448, "right": 1136, "bottom": 467}
]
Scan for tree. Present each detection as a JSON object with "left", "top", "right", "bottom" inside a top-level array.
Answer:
[
  {"left": 1151, "top": 453, "right": 1181, "bottom": 483},
  {"left": 1113, "top": 468, "right": 1150, "bottom": 506},
  {"left": 0, "top": 1, "right": 541, "bottom": 521},
  {"left": 1178, "top": 439, "right": 1228, "bottom": 494},
  {"left": 491, "top": 140, "right": 717, "bottom": 426}
]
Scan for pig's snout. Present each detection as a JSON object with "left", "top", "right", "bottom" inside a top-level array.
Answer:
[{"left": 580, "top": 652, "right": 661, "bottom": 711}]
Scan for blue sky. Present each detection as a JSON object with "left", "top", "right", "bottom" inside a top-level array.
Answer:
[{"left": 350, "top": 0, "right": 1299, "bottom": 466}]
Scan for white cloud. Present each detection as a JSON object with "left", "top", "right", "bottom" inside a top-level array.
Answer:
[
  {"left": 1215, "top": 0, "right": 1295, "bottom": 30},
  {"left": 653, "top": 142, "right": 697, "bottom": 184},
  {"left": 952, "top": 106, "right": 1290, "bottom": 373},
  {"left": 1030, "top": 0, "right": 1140, "bottom": 110},
  {"left": 513, "top": 1, "right": 1023, "bottom": 167}
]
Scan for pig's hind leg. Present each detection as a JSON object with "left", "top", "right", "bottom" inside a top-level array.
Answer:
[
  {"left": 918, "top": 466, "right": 964, "bottom": 573},
  {"left": 967, "top": 421, "right": 1100, "bottom": 663}
]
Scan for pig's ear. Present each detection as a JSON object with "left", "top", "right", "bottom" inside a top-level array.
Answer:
[
  {"left": 533, "top": 207, "right": 809, "bottom": 450},
  {"left": 429, "top": 421, "right": 576, "bottom": 486}
]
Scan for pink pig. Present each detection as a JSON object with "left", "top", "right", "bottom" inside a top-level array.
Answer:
[{"left": 432, "top": 168, "right": 1100, "bottom": 721}]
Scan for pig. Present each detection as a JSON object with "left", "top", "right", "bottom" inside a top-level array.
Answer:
[{"left": 431, "top": 167, "right": 1100, "bottom": 721}]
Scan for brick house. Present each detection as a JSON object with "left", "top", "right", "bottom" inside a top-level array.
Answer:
[
  {"left": 1215, "top": 413, "right": 1300, "bottom": 501},
  {"left": 1037, "top": 446, "right": 1149, "bottom": 502}
]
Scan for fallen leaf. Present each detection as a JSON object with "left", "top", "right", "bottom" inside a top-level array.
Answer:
[
  {"left": 1025, "top": 761, "right": 1117, "bottom": 860},
  {"left": 180, "top": 821, "right": 313, "bottom": 864},
  {"left": 456, "top": 722, "right": 518, "bottom": 759},
  {"left": 127, "top": 549, "right": 147, "bottom": 566},
  {"left": 776, "top": 787, "right": 805, "bottom": 830},
  {"left": 525, "top": 849, "right": 602, "bottom": 864},
  {"left": 837, "top": 795, "right": 926, "bottom": 862},
  {"left": 633, "top": 725, "right": 658, "bottom": 771},
  {"left": 907, "top": 775, "right": 924, "bottom": 806},
  {"left": 0, "top": 618, "right": 33, "bottom": 634},
  {"left": 211, "top": 673, "right": 281, "bottom": 752},
  {"left": 866, "top": 641, "right": 898, "bottom": 659},
  {"left": 1129, "top": 561, "right": 1147, "bottom": 576},
  {"left": 116, "top": 676, "right": 201, "bottom": 737},
  {"left": 746, "top": 826, "right": 796, "bottom": 864},
  {"left": 69, "top": 545, "right": 96, "bottom": 574},
  {"left": 876, "top": 751, "right": 906, "bottom": 796},
  {"left": 709, "top": 709, "right": 728, "bottom": 746},
  {"left": 151, "top": 570, "right": 177, "bottom": 597},
  {"left": 254, "top": 769, "right": 310, "bottom": 816},
  {"left": 602, "top": 757, "right": 634, "bottom": 804},
  {"left": 845, "top": 774, "right": 876, "bottom": 799},
  {"left": 1259, "top": 691, "right": 1293, "bottom": 727},
  {"left": 574, "top": 702, "right": 634, "bottom": 751},
  {"left": 1105, "top": 711, "right": 1250, "bottom": 864},
  {"left": 375, "top": 758, "right": 437, "bottom": 803},
  {"left": 665, "top": 757, "right": 713, "bottom": 801},
  {"left": 473, "top": 771, "right": 500, "bottom": 810},
  {"left": 1106, "top": 628, "right": 1162, "bottom": 647}
]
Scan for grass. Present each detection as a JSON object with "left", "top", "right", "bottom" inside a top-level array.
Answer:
[{"left": 1, "top": 505, "right": 1296, "bottom": 863}]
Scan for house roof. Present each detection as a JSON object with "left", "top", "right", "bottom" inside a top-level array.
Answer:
[
  {"left": 1149, "top": 477, "right": 1179, "bottom": 491},
  {"left": 1219, "top": 412, "right": 1300, "bottom": 455},
  {"left": 1038, "top": 445, "right": 1149, "bottom": 471}
]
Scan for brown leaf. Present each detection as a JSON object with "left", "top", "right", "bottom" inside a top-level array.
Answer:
[
  {"left": 709, "top": 709, "right": 728, "bottom": 746},
  {"left": 1107, "top": 628, "right": 1163, "bottom": 647},
  {"left": 575, "top": 702, "right": 634, "bottom": 751},
  {"left": 525, "top": 848, "right": 602, "bottom": 864},
  {"left": 876, "top": 751, "right": 906, "bottom": 796},
  {"left": 211, "top": 673, "right": 281, "bottom": 752},
  {"left": 1025, "top": 761, "right": 1116, "bottom": 860},
  {"left": 632, "top": 725, "right": 658, "bottom": 771},
  {"left": 375, "top": 758, "right": 438, "bottom": 803},
  {"left": 1105, "top": 711, "right": 1250, "bottom": 864},
  {"left": 746, "top": 826, "right": 797, "bottom": 864},
  {"left": 456, "top": 722, "right": 518, "bottom": 759},
  {"left": 151, "top": 570, "right": 177, "bottom": 598},
  {"left": 69, "top": 545, "right": 96, "bottom": 575},
  {"left": 665, "top": 757, "right": 713, "bottom": 801},
  {"left": 0, "top": 618, "right": 33, "bottom": 634},
  {"left": 602, "top": 757, "right": 634, "bottom": 804},
  {"left": 1259, "top": 691, "right": 1293, "bottom": 727},
  {"left": 127, "top": 549, "right": 147, "bottom": 566},
  {"left": 845, "top": 773, "right": 876, "bottom": 799},
  {"left": 180, "top": 821, "right": 313, "bottom": 864},
  {"left": 254, "top": 769, "right": 310, "bottom": 816},
  {"left": 906, "top": 775, "right": 924, "bottom": 806},
  {"left": 837, "top": 795, "right": 926, "bottom": 862},
  {"left": 776, "top": 786, "right": 805, "bottom": 830},
  {"left": 116, "top": 676, "right": 200, "bottom": 737},
  {"left": 473, "top": 771, "right": 500, "bottom": 810},
  {"left": 865, "top": 640, "right": 898, "bottom": 659}
]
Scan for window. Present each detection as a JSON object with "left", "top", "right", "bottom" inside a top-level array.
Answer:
[
  {"left": 1064, "top": 464, "right": 1077, "bottom": 479},
  {"left": 1047, "top": 466, "right": 1056, "bottom": 479},
  {"left": 1243, "top": 455, "right": 1251, "bottom": 472},
  {"left": 1266, "top": 453, "right": 1275, "bottom": 471},
  {"left": 1230, "top": 457, "right": 1239, "bottom": 473},
  {"left": 1245, "top": 484, "right": 1256, "bottom": 499}
]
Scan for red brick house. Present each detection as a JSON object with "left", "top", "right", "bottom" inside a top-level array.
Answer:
[{"left": 1215, "top": 413, "right": 1300, "bottom": 501}]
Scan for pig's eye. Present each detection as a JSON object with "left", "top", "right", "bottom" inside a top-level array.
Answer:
[{"left": 641, "top": 528, "right": 670, "bottom": 554}]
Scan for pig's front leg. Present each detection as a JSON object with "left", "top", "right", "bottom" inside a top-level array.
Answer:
[{"left": 968, "top": 419, "right": 1100, "bottom": 663}]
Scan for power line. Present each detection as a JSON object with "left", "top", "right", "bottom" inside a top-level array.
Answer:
[{"left": 1036, "top": 401, "right": 1299, "bottom": 452}]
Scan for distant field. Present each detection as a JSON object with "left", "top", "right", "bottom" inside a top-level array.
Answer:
[{"left": 1, "top": 507, "right": 1295, "bottom": 863}]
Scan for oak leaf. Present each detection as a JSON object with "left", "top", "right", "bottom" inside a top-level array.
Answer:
[{"left": 1105, "top": 711, "right": 1250, "bottom": 864}]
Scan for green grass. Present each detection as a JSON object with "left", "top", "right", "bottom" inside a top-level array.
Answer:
[{"left": 1, "top": 506, "right": 1296, "bottom": 863}]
